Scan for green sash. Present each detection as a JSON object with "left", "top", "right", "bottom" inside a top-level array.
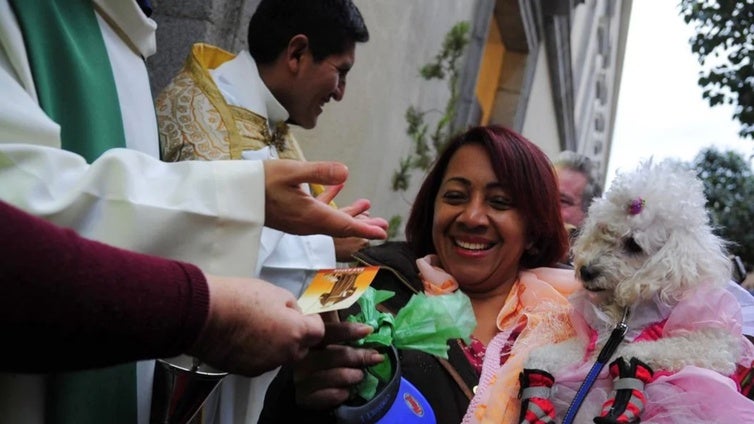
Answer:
[
  {"left": 10, "top": 0, "right": 127, "bottom": 162},
  {"left": 8, "top": 0, "right": 136, "bottom": 422}
]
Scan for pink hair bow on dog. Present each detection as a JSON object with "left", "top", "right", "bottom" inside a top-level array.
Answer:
[{"left": 628, "top": 197, "right": 645, "bottom": 215}]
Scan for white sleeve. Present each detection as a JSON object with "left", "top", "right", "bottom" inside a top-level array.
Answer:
[
  {"left": 0, "top": 37, "right": 266, "bottom": 278},
  {"left": 0, "top": 143, "right": 265, "bottom": 278},
  {"left": 0, "top": 68, "right": 265, "bottom": 278}
]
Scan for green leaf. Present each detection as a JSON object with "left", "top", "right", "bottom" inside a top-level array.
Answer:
[
  {"left": 691, "top": 147, "right": 754, "bottom": 270},
  {"left": 679, "top": 0, "right": 754, "bottom": 139}
]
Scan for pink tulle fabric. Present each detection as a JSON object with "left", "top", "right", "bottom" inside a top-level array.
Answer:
[
  {"left": 462, "top": 268, "right": 581, "bottom": 423},
  {"left": 550, "top": 365, "right": 754, "bottom": 423},
  {"left": 468, "top": 283, "right": 754, "bottom": 423},
  {"left": 550, "top": 285, "right": 754, "bottom": 423}
]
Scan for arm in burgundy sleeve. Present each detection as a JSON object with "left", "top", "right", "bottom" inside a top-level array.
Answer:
[{"left": 0, "top": 200, "right": 210, "bottom": 372}]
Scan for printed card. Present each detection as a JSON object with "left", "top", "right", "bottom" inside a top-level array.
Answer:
[{"left": 298, "top": 266, "right": 380, "bottom": 314}]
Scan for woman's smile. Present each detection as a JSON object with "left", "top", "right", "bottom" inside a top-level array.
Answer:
[{"left": 432, "top": 143, "right": 528, "bottom": 292}]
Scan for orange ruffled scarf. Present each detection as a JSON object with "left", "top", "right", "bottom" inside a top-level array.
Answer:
[
  {"left": 462, "top": 268, "right": 579, "bottom": 424},
  {"left": 415, "top": 255, "right": 580, "bottom": 423}
]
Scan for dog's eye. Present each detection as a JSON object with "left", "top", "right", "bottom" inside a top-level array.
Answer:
[{"left": 623, "top": 237, "right": 643, "bottom": 254}]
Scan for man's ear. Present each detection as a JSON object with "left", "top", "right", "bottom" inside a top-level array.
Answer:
[{"left": 285, "top": 34, "right": 309, "bottom": 73}]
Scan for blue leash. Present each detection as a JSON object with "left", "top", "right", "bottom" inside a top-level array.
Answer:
[{"left": 562, "top": 308, "right": 630, "bottom": 424}]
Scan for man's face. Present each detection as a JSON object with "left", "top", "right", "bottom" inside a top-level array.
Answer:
[
  {"left": 287, "top": 44, "right": 355, "bottom": 129},
  {"left": 557, "top": 167, "right": 588, "bottom": 228}
]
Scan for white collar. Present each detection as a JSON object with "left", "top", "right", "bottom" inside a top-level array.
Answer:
[{"left": 209, "top": 50, "right": 289, "bottom": 130}]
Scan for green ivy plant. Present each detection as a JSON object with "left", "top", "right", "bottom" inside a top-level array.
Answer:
[{"left": 388, "top": 21, "right": 470, "bottom": 239}]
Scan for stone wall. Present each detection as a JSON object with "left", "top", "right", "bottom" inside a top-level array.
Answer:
[{"left": 147, "top": 0, "right": 261, "bottom": 95}]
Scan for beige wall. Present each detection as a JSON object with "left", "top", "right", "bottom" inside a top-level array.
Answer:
[
  {"left": 291, "top": 0, "right": 477, "bottom": 236},
  {"left": 521, "top": 46, "right": 561, "bottom": 159}
]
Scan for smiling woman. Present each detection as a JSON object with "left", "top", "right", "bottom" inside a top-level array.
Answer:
[
  {"left": 259, "top": 125, "right": 580, "bottom": 424},
  {"left": 430, "top": 143, "right": 529, "bottom": 300}
]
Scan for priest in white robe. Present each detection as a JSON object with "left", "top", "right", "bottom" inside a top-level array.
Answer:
[{"left": 0, "top": 1, "right": 386, "bottom": 423}]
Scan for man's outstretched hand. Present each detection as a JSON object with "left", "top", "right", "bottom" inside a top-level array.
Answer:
[{"left": 263, "top": 160, "right": 388, "bottom": 240}]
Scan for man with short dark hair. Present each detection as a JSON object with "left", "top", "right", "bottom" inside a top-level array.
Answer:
[
  {"left": 245, "top": 0, "right": 369, "bottom": 129},
  {"left": 156, "top": 1, "right": 375, "bottom": 422}
]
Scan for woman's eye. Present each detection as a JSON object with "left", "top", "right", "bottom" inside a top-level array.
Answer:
[
  {"left": 442, "top": 191, "right": 466, "bottom": 203},
  {"left": 489, "top": 197, "right": 512, "bottom": 210},
  {"left": 623, "top": 237, "right": 643, "bottom": 254}
]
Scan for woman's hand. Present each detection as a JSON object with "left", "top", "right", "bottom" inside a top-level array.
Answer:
[
  {"left": 333, "top": 236, "right": 370, "bottom": 262},
  {"left": 293, "top": 322, "right": 385, "bottom": 409}
]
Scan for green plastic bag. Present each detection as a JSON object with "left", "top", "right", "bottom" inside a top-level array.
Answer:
[
  {"left": 394, "top": 291, "right": 476, "bottom": 356},
  {"left": 345, "top": 286, "right": 476, "bottom": 401}
]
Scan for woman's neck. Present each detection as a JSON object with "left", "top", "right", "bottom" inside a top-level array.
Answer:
[{"left": 467, "top": 279, "right": 516, "bottom": 345}]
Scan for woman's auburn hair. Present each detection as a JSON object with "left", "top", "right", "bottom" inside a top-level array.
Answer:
[{"left": 405, "top": 125, "right": 569, "bottom": 269}]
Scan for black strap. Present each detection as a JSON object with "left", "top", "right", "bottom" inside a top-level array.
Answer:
[{"left": 436, "top": 356, "right": 474, "bottom": 400}]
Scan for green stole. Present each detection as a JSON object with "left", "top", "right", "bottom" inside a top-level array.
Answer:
[
  {"left": 10, "top": 0, "right": 127, "bottom": 162},
  {"left": 9, "top": 0, "right": 136, "bottom": 422}
]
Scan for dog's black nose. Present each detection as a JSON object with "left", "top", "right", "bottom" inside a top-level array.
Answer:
[{"left": 579, "top": 266, "right": 598, "bottom": 282}]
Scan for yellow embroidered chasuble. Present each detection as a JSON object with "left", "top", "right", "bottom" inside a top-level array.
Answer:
[{"left": 156, "top": 43, "right": 307, "bottom": 163}]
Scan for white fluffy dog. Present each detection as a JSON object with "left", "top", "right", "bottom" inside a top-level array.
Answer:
[{"left": 519, "top": 160, "right": 754, "bottom": 424}]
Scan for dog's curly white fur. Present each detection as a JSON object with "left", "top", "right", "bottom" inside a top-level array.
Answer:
[
  {"left": 526, "top": 159, "right": 739, "bottom": 391},
  {"left": 574, "top": 160, "right": 730, "bottom": 318}
]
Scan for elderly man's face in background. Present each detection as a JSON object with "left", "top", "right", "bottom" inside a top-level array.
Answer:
[{"left": 557, "top": 167, "right": 588, "bottom": 228}]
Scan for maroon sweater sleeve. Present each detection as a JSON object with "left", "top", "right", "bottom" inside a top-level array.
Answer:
[{"left": 0, "top": 200, "right": 210, "bottom": 372}]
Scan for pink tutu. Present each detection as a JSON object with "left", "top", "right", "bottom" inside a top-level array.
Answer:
[
  {"left": 548, "top": 284, "right": 754, "bottom": 423},
  {"left": 551, "top": 365, "right": 754, "bottom": 423}
]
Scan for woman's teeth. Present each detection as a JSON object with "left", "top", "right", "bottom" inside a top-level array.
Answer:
[{"left": 455, "top": 240, "right": 490, "bottom": 250}]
